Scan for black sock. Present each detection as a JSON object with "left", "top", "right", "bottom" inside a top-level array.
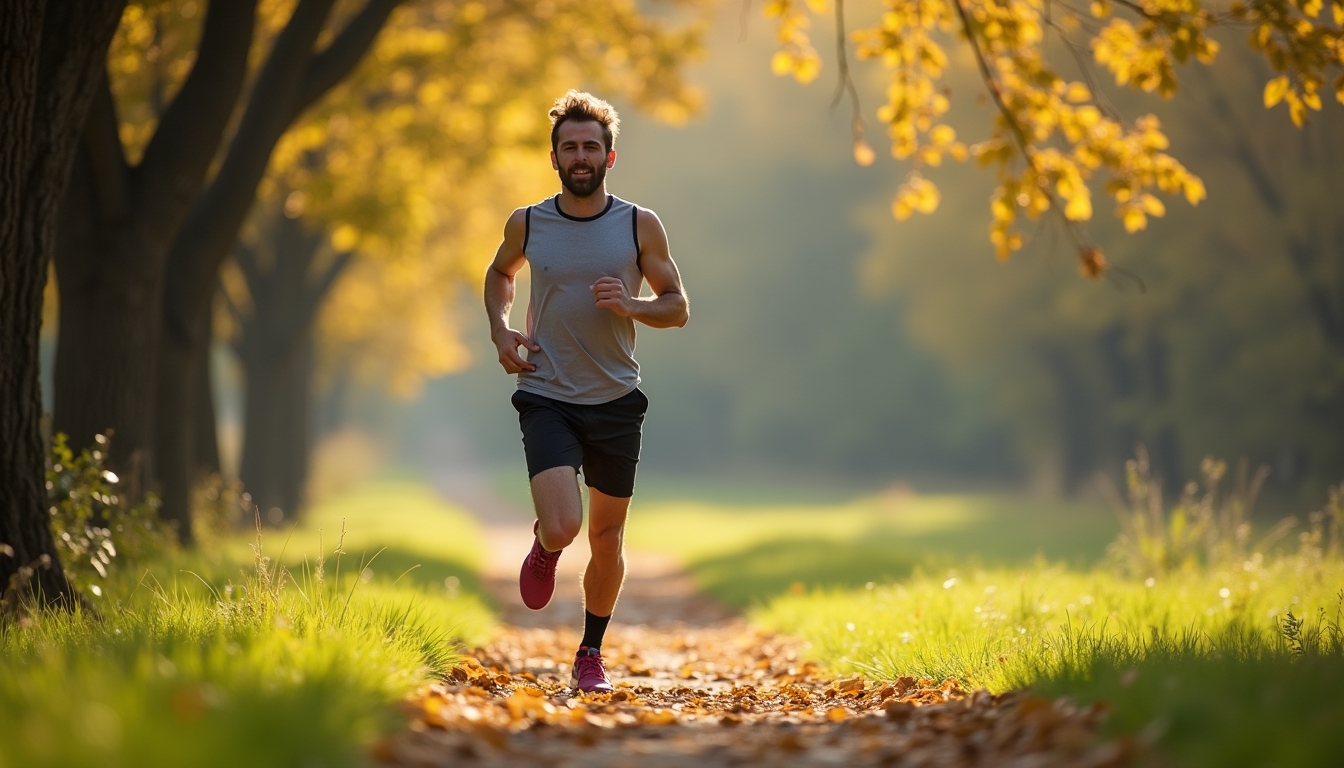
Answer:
[{"left": 580, "top": 610, "right": 611, "bottom": 652}]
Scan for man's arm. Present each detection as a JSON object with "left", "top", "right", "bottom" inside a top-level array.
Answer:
[
  {"left": 484, "top": 208, "right": 540, "bottom": 373},
  {"left": 591, "top": 207, "right": 689, "bottom": 328}
]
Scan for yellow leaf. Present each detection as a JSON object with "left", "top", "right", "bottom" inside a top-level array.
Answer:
[
  {"left": 1065, "top": 82, "right": 1091, "bottom": 103},
  {"left": 1122, "top": 207, "right": 1147, "bottom": 232},
  {"left": 331, "top": 225, "right": 359, "bottom": 251},
  {"left": 1139, "top": 194, "right": 1165, "bottom": 217},
  {"left": 793, "top": 54, "right": 822, "bottom": 84},
  {"left": 1184, "top": 177, "right": 1207, "bottom": 205},
  {"left": 853, "top": 140, "right": 876, "bottom": 167},
  {"left": 1264, "top": 76, "right": 1290, "bottom": 108},
  {"left": 771, "top": 51, "right": 793, "bottom": 77},
  {"left": 929, "top": 124, "right": 956, "bottom": 146},
  {"left": 1064, "top": 191, "right": 1093, "bottom": 221}
]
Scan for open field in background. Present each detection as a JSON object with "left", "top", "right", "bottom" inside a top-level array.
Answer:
[
  {"left": 215, "top": 478, "right": 491, "bottom": 603},
  {"left": 621, "top": 476, "right": 1117, "bottom": 606},
  {"left": 1, "top": 480, "right": 493, "bottom": 768},
  {"left": 605, "top": 472, "right": 1344, "bottom": 767}
]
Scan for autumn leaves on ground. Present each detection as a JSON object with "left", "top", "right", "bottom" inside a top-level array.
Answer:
[{"left": 375, "top": 495, "right": 1128, "bottom": 768}]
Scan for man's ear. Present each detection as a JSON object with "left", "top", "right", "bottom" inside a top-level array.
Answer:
[
  {"left": 606, "top": 150, "right": 617, "bottom": 169},
  {"left": 551, "top": 151, "right": 559, "bottom": 170}
]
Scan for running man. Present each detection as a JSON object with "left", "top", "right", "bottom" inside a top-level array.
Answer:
[{"left": 483, "top": 91, "right": 689, "bottom": 693}]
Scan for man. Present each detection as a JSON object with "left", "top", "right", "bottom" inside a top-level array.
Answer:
[{"left": 483, "top": 91, "right": 689, "bottom": 693}]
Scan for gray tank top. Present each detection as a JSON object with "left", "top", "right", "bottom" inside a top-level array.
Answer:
[{"left": 517, "top": 194, "right": 643, "bottom": 404}]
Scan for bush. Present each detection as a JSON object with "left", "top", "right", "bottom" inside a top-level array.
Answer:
[{"left": 46, "top": 433, "right": 175, "bottom": 598}]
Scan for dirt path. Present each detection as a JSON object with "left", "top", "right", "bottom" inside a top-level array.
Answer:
[{"left": 380, "top": 436, "right": 1132, "bottom": 767}]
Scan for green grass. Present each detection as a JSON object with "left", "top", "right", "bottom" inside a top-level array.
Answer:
[
  {"left": 0, "top": 479, "right": 493, "bottom": 768},
  {"left": 214, "top": 479, "right": 488, "bottom": 598},
  {"left": 624, "top": 484, "right": 1115, "bottom": 606},
  {"left": 623, "top": 477, "right": 1344, "bottom": 767}
]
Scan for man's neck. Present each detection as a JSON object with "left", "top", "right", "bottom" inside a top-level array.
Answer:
[{"left": 557, "top": 187, "right": 609, "bottom": 218}]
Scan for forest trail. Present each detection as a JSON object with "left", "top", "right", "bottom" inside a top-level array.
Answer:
[{"left": 377, "top": 433, "right": 1131, "bottom": 767}]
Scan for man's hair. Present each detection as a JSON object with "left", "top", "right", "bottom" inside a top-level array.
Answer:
[{"left": 548, "top": 90, "right": 620, "bottom": 153}]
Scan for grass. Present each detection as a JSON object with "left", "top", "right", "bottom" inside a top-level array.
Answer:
[
  {"left": 624, "top": 481, "right": 1115, "bottom": 606},
  {"left": 0, "top": 478, "right": 493, "bottom": 768},
  {"left": 623, "top": 475, "right": 1344, "bottom": 767}
]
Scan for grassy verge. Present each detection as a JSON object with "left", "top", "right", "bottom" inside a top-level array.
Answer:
[
  {"left": 626, "top": 477, "right": 1344, "bottom": 767},
  {"left": 624, "top": 481, "right": 1115, "bottom": 606},
  {"left": 1, "top": 479, "right": 492, "bottom": 768}
]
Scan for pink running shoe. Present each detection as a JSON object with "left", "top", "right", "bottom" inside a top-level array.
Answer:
[
  {"left": 519, "top": 520, "right": 561, "bottom": 610},
  {"left": 571, "top": 647, "right": 613, "bottom": 693}
]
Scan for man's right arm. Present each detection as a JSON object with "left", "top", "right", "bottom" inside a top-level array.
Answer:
[{"left": 484, "top": 208, "right": 539, "bottom": 374}]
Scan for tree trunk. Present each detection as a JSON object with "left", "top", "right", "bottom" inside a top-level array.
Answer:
[
  {"left": 1040, "top": 344, "right": 1100, "bottom": 495},
  {"left": 154, "top": 325, "right": 199, "bottom": 541},
  {"left": 154, "top": 0, "right": 400, "bottom": 534},
  {"left": 51, "top": 2, "right": 258, "bottom": 522},
  {"left": 231, "top": 212, "right": 349, "bottom": 524},
  {"left": 195, "top": 313, "right": 221, "bottom": 478},
  {"left": 241, "top": 330, "right": 316, "bottom": 522},
  {"left": 0, "top": 0, "right": 128, "bottom": 608},
  {"left": 53, "top": 154, "right": 162, "bottom": 502}
]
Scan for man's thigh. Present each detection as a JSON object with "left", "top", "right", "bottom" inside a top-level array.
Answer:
[
  {"left": 512, "top": 390, "right": 583, "bottom": 479},
  {"left": 578, "top": 388, "right": 648, "bottom": 498}
]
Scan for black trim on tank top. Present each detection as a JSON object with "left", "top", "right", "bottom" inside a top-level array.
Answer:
[
  {"left": 522, "top": 206, "right": 532, "bottom": 252},
  {"left": 631, "top": 206, "right": 640, "bottom": 256},
  {"left": 554, "top": 194, "right": 614, "bottom": 222}
]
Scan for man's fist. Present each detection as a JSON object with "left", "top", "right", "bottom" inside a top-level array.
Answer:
[
  {"left": 492, "top": 328, "right": 539, "bottom": 374},
  {"left": 591, "top": 276, "right": 633, "bottom": 317}
]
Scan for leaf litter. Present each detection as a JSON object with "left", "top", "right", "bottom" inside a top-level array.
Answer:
[{"left": 374, "top": 622, "right": 1135, "bottom": 767}]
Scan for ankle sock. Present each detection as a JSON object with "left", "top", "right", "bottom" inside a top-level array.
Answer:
[{"left": 580, "top": 610, "right": 611, "bottom": 652}]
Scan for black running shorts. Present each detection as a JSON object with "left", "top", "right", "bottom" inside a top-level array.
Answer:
[{"left": 511, "top": 387, "right": 648, "bottom": 498}]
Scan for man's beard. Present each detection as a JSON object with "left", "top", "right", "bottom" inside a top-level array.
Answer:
[{"left": 559, "top": 161, "right": 606, "bottom": 198}]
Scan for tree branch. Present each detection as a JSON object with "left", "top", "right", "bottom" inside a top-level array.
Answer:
[
  {"left": 294, "top": 0, "right": 405, "bottom": 118},
  {"left": 161, "top": 0, "right": 339, "bottom": 342},
  {"left": 302, "top": 247, "right": 354, "bottom": 321},
  {"left": 136, "top": 0, "right": 258, "bottom": 219},
  {"left": 233, "top": 238, "right": 264, "bottom": 291},
  {"left": 829, "top": 0, "right": 865, "bottom": 147}
]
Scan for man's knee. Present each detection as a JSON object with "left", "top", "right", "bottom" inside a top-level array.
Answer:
[
  {"left": 588, "top": 523, "right": 624, "bottom": 558},
  {"left": 540, "top": 514, "right": 582, "bottom": 549}
]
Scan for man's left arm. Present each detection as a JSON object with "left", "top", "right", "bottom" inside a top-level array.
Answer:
[{"left": 591, "top": 208, "right": 688, "bottom": 328}]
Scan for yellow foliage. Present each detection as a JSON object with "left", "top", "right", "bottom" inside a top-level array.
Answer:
[
  {"left": 112, "top": 0, "right": 705, "bottom": 393},
  {"left": 765, "top": 0, "right": 1342, "bottom": 260}
]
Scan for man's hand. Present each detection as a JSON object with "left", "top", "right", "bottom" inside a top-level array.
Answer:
[
  {"left": 492, "top": 327, "right": 540, "bottom": 374},
  {"left": 591, "top": 276, "right": 633, "bottom": 317}
]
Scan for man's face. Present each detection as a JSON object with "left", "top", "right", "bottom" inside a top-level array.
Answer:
[{"left": 551, "top": 119, "right": 615, "bottom": 198}]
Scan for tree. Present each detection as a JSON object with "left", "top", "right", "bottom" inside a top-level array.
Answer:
[
  {"left": 219, "top": 0, "right": 702, "bottom": 521},
  {"left": 1, "top": 0, "right": 127, "bottom": 607},
  {"left": 68, "top": 0, "right": 704, "bottom": 539},
  {"left": 763, "top": 0, "right": 1344, "bottom": 270},
  {"left": 54, "top": 0, "right": 262, "bottom": 530}
]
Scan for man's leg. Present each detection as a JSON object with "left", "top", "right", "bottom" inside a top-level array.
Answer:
[
  {"left": 518, "top": 465, "right": 582, "bottom": 610},
  {"left": 583, "top": 487, "right": 631, "bottom": 618},
  {"left": 530, "top": 465, "right": 583, "bottom": 551}
]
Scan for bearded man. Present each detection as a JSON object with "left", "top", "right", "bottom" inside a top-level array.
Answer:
[{"left": 483, "top": 90, "right": 689, "bottom": 692}]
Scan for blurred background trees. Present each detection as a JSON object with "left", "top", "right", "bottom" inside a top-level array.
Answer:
[
  {"left": 44, "top": 0, "right": 704, "bottom": 542},
  {"left": 16, "top": 0, "right": 1343, "bottom": 572}
]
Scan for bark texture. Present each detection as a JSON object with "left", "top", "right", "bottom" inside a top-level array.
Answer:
[
  {"left": 52, "top": 1, "right": 258, "bottom": 525},
  {"left": 1, "top": 0, "right": 128, "bottom": 607}
]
